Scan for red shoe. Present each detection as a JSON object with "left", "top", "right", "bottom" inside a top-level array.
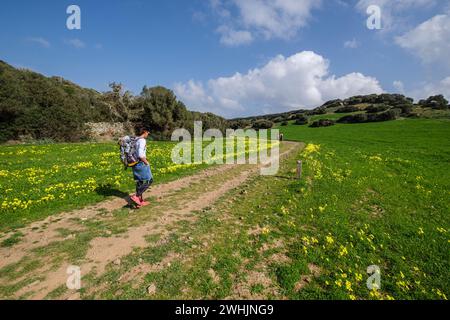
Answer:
[
  {"left": 130, "top": 195, "right": 142, "bottom": 206},
  {"left": 139, "top": 197, "right": 150, "bottom": 207}
]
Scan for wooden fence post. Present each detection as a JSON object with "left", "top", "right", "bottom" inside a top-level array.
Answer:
[{"left": 296, "top": 160, "right": 303, "bottom": 180}]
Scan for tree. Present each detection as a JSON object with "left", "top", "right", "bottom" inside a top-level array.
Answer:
[
  {"left": 419, "top": 95, "right": 449, "bottom": 110},
  {"left": 102, "top": 82, "right": 135, "bottom": 122},
  {"left": 252, "top": 120, "right": 273, "bottom": 130},
  {"left": 309, "top": 119, "right": 335, "bottom": 128},
  {"left": 294, "top": 115, "right": 308, "bottom": 125},
  {"left": 335, "top": 106, "right": 359, "bottom": 113},
  {"left": 135, "top": 86, "right": 227, "bottom": 140}
]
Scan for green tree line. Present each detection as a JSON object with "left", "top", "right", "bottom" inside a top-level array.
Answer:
[{"left": 0, "top": 60, "right": 226, "bottom": 143}]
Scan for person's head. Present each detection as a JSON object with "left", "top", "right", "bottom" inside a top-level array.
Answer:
[{"left": 139, "top": 127, "right": 150, "bottom": 139}]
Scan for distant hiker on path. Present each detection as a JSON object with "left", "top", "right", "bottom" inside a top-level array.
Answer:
[{"left": 130, "top": 127, "right": 153, "bottom": 207}]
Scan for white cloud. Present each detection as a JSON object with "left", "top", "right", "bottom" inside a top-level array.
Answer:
[
  {"left": 210, "top": 0, "right": 321, "bottom": 45},
  {"left": 174, "top": 80, "right": 215, "bottom": 108},
  {"left": 356, "top": 0, "right": 437, "bottom": 31},
  {"left": 210, "top": 0, "right": 231, "bottom": 18},
  {"left": 393, "top": 80, "right": 405, "bottom": 93},
  {"left": 344, "top": 39, "right": 359, "bottom": 49},
  {"left": 335, "top": 0, "right": 349, "bottom": 8},
  {"left": 27, "top": 37, "right": 50, "bottom": 48},
  {"left": 174, "top": 51, "right": 383, "bottom": 118},
  {"left": 64, "top": 38, "right": 86, "bottom": 49},
  {"left": 396, "top": 14, "right": 450, "bottom": 67},
  {"left": 217, "top": 26, "right": 253, "bottom": 46}
]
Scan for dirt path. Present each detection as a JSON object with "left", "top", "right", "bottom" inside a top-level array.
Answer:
[
  {"left": 0, "top": 141, "right": 302, "bottom": 299},
  {"left": 0, "top": 164, "right": 240, "bottom": 269}
]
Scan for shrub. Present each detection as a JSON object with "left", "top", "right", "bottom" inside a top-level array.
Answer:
[
  {"left": 272, "top": 116, "right": 284, "bottom": 123},
  {"left": 338, "top": 110, "right": 399, "bottom": 124},
  {"left": 0, "top": 61, "right": 228, "bottom": 143},
  {"left": 294, "top": 115, "right": 309, "bottom": 125},
  {"left": 281, "top": 121, "right": 289, "bottom": 126},
  {"left": 419, "top": 95, "right": 449, "bottom": 110},
  {"left": 344, "top": 94, "right": 413, "bottom": 106},
  {"left": 335, "top": 106, "right": 360, "bottom": 113},
  {"left": 293, "top": 113, "right": 306, "bottom": 120},
  {"left": 321, "top": 99, "right": 344, "bottom": 109},
  {"left": 252, "top": 119, "right": 274, "bottom": 130},
  {"left": 338, "top": 114, "right": 368, "bottom": 124},
  {"left": 366, "top": 104, "right": 390, "bottom": 113},
  {"left": 373, "top": 109, "right": 400, "bottom": 121},
  {"left": 307, "top": 107, "right": 327, "bottom": 116},
  {"left": 344, "top": 96, "right": 364, "bottom": 105},
  {"left": 309, "top": 119, "right": 335, "bottom": 128},
  {"left": 396, "top": 104, "right": 413, "bottom": 115}
]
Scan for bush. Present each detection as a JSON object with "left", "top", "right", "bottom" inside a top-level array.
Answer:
[
  {"left": 344, "top": 96, "right": 364, "bottom": 105},
  {"left": 272, "top": 116, "right": 284, "bottom": 123},
  {"left": 293, "top": 113, "right": 306, "bottom": 120},
  {"left": 338, "top": 113, "right": 368, "bottom": 124},
  {"left": 309, "top": 119, "right": 335, "bottom": 128},
  {"left": 281, "top": 121, "right": 289, "bottom": 126},
  {"left": 338, "top": 110, "right": 399, "bottom": 124},
  {"left": 294, "top": 115, "right": 309, "bottom": 125},
  {"left": 0, "top": 61, "right": 228, "bottom": 143},
  {"left": 366, "top": 104, "right": 390, "bottom": 113},
  {"left": 252, "top": 120, "right": 274, "bottom": 130},
  {"left": 344, "top": 94, "right": 413, "bottom": 106},
  {"left": 374, "top": 109, "right": 400, "bottom": 121},
  {"left": 377, "top": 94, "right": 410, "bottom": 106},
  {"left": 321, "top": 99, "right": 344, "bottom": 109},
  {"left": 307, "top": 107, "right": 326, "bottom": 116},
  {"left": 229, "top": 119, "right": 251, "bottom": 130},
  {"left": 396, "top": 104, "right": 413, "bottom": 115},
  {"left": 419, "top": 95, "right": 449, "bottom": 110}
]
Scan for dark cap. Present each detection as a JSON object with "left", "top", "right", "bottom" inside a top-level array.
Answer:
[{"left": 139, "top": 126, "right": 151, "bottom": 134}]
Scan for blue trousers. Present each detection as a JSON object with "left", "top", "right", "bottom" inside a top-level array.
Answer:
[{"left": 132, "top": 162, "right": 153, "bottom": 197}]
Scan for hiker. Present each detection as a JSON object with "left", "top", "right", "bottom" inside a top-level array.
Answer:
[{"left": 129, "top": 127, "right": 153, "bottom": 207}]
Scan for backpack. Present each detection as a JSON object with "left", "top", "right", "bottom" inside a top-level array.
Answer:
[{"left": 118, "top": 136, "right": 142, "bottom": 169}]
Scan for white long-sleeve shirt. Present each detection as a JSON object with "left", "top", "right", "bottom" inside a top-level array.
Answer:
[{"left": 136, "top": 138, "right": 147, "bottom": 160}]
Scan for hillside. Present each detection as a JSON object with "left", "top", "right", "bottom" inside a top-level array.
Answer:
[
  {"left": 0, "top": 60, "right": 226, "bottom": 143},
  {"left": 230, "top": 93, "right": 450, "bottom": 129},
  {"left": 1, "top": 59, "right": 448, "bottom": 143}
]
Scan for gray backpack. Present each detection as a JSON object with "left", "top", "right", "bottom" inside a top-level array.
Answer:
[{"left": 118, "top": 136, "right": 142, "bottom": 169}]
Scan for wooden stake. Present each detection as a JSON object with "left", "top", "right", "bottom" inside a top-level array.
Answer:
[{"left": 297, "top": 160, "right": 303, "bottom": 180}]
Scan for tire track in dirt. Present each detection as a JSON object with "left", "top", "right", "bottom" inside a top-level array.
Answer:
[
  {"left": 0, "top": 165, "right": 237, "bottom": 269},
  {"left": 0, "top": 141, "right": 302, "bottom": 299}
]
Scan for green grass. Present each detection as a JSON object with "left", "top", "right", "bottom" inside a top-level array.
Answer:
[
  {"left": 269, "top": 118, "right": 449, "bottom": 299},
  {"left": 1, "top": 118, "right": 448, "bottom": 300},
  {"left": 107, "top": 118, "right": 448, "bottom": 300},
  {"left": 88, "top": 118, "right": 447, "bottom": 300},
  {"left": 0, "top": 231, "right": 23, "bottom": 247},
  {"left": 0, "top": 138, "right": 273, "bottom": 232},
  {"left": 0, "top": 141, "right": 210, "bottom": 232}
]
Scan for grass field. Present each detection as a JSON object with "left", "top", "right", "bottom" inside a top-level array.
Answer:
[
  {"left": 0, "top": 138, "right": 274, "bottom": 233},
  {"left": 77, "top": 117, "right": 449, "bottom": 300},
  {"left": 269, "top": 118, "right": 449, "bottom": 299},
  {"left": 0, "top": 117, "right": 448, "bottom": 300},
  {"left": 0, "top": 141, "right": 209, "bottom": 232}
]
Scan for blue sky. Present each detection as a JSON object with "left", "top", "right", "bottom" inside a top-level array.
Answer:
[{"left": 0, "top": 0, "right": 449, "bottom": 118}]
